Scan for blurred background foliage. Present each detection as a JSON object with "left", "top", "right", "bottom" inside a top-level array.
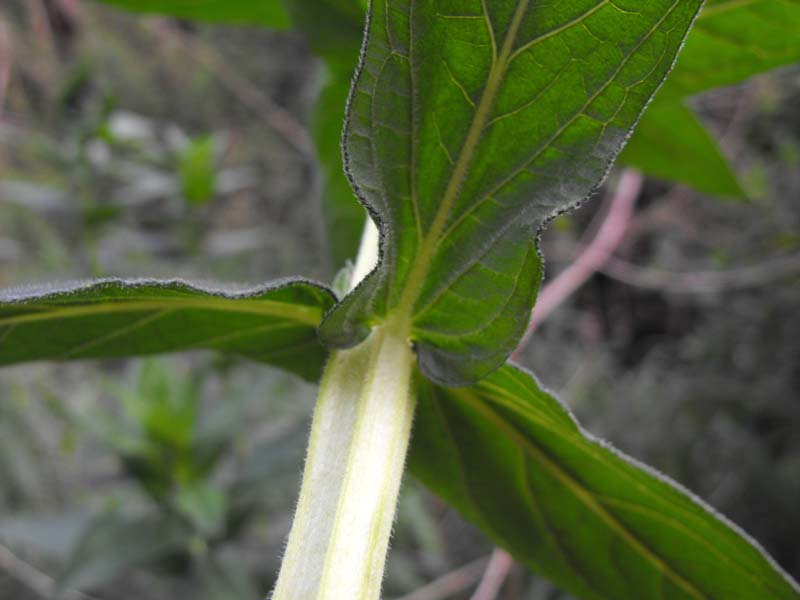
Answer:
[{"left": 0, "top": 1, "right": 798, "bottom": 599}]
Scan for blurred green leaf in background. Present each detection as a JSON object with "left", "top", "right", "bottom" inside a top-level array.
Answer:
[
  {"left": 179, "top": 135, "right": 217, "bottom": 206},
  {"left": 622, "top": 0, "right": 800, "bottom": 198}
]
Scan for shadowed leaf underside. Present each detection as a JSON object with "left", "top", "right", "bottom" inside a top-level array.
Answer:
[
  {"left": 320, "top": 0, "right": 705, "bottom": 385},
  {"left": 0, "top": 278, "right": 336, "bottom": 381},
  {"left": 410, "top": 364, "right": 800, "bottom": 599}
]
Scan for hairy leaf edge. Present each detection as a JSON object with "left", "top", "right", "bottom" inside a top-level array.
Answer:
[
  {"left": 419, "top": 360, "right": 800, "bottom": 595},
  {"left": 322, "top": 0, "right": 708, "bottom": 387},
  {"left": 0, "top": 276, "right": 335, "bottom": 308}
]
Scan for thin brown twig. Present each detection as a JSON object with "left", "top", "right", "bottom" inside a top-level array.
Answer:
[
  {"left": 469, "top": 548, "right": 514, "bottom": 600},
  {"left": 147, "top": 21, "right": 313, "bottom": 156},
  {"left": 513, "top": 169, "right": 644, "bottom": 359},
  {"left": 393, "top": 556, "right": 490, "bottom": 600}
]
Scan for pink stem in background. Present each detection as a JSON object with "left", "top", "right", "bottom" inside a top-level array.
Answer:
[
  {"left": 513, "top": 168, "right": 644, "bottom": 359},
  {"left": 55, "top": 0, "right": 83, "bottom": 22},
  {"left": 470, "top": 548, "right": 515, "bottom": 600},
  {"left": 474, "top": 170, "right": 643, "bottom": 596},
  {"left": 27, "top": 0, "right": 54, "bottom": 51},
  {"left": 0, "top": 19, "right": 10, "bottom": 114},
  {"left": 395, "top": 556, "right": 490, "bottom": 600}
]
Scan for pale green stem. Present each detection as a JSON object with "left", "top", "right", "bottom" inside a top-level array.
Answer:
[
  {"left": 350, "top": 218, "right": 380, "bottom": 286},
  {"left": 272, "top": 220, "right": 416, "bottom": 600}
]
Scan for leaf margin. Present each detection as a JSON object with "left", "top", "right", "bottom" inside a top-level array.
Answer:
[
  {"left": 321, "top": 0, "right": 708, "bottom": 386},
  {"left": 410, "top": 361, "right": 800, "bottom": 600},
  {"left": 0, "top": 276, "right": 337, "bottom": 381}
]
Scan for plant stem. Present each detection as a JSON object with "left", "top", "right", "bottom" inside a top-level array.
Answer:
[{"left": 272, "top": 220, "right": 416, "bottom": 600}]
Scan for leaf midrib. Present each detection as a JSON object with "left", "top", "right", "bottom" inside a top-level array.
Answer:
[
  {"left": 474, "top": 370, "right": 799, "bottom": 598},
  {"left": 438, "top": 0, "right": 683, "bottom": 247},
  {"left": 479, "top": 379, "right": 793, "bottom": 596},
  {"left": 393, "top": 0, "right": 668, "bottom": 326},
  {"left": 430, "top": 374, "right": 604, "bottom": 599},
  {"left": 0, "top": 297, "right": 324, "bottom": 328},
  {"left": 455, "top": 386, "right": 710, "bottom": 600},
  {"left": 395, "top": 0, "right": 532, "bottom": 320},
  {"left": 402, "top": 0, "right": 684, "bottom": 328}
]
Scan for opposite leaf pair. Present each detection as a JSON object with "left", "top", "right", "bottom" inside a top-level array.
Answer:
[
  {"left": 2, "top": 0, "right": 800, "bottom": 598},
  {"left": 3, "top": 277, "right": 799, "bottom": 598}
]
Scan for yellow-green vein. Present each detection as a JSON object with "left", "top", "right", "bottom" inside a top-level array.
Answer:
[
  {"left": 454, "top": 386, "right": 709, "bottom": 600},
  {"left": 396, "top": 0, "right": 531, "bottom": 319},
  {"left": 0, "top": 297, "right": 324, "bottom": 329}
]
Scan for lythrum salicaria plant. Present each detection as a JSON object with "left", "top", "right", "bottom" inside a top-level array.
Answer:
[{"left": 2, "top": 1, "right": 800, "bottom": 599}]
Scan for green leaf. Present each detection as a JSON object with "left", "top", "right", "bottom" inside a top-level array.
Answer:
[
  {"left": 122, "top": 359, "right": 201, "bottom": 449},
  {"left": 175, "top": 482, "right": 228, "bottom": 537},
  {"left": 0, "top": 278, "right": 336, "bottom": 381},
  {"left": 663, "top": 0, "right": 800, "bottom": 99},
  {"left": 282, "top": 0, "right": 365, "bottom": 71},
  {"left": 180, "top": 135, "right": 217, "bottom": 205},
  {"left": 623, "top": 0, "right": 800, "bottom": 195},
  {"left": 94, "top": 0, "right": 292, "bottom": 27},
  {"left": 410, "top": 364, "right": 800, "bottom": 600},
  {"left": 320, "top": 0, "right": 705, "bottom": 385},
  {"left": 619, "top": 101, "right": 745, "bottom": 198}
]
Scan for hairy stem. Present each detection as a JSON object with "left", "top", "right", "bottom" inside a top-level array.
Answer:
[{"left": 272, "top": 221, "right": 416, "bottom": 600}]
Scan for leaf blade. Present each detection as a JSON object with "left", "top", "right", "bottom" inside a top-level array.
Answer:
[
  {"left": 321, "top": 0, "right": 705, "bottom": 384},
  {"left": 664, "top": 0, "right": 800, "bottom": 98},
  {"left": 179, "top": 135, "right": 217, "bottom": 205},
  {"left": 410, "top": 364, "right": 800, "bottom": 600},
  {"left": 622, "top": 0, "right": 800, "bottom": 194},
  {"left": 0, "top": 278, "right": 336, "bottom": 381},
  {"left": 619, "top": 101, "right": 746, "bottom": 198}
]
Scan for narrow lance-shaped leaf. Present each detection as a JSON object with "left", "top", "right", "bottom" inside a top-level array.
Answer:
[
  {"left": 409, "top": 364, "right": 800, "bottom": 600},
  {"left": 660, "top": 0, "right": 800, "bottom": 99},
  {"left": 320, "top": 0, "right": 705, "bottom": 385},
  {"left": 0, "top": 278, "right": 336, "bottom": 381},
  {"left": 620, "top": 100, "right": 745, "bottom": 198},
  {"left": 622, "top": 0, "right": 800, "bottom": 197}
]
